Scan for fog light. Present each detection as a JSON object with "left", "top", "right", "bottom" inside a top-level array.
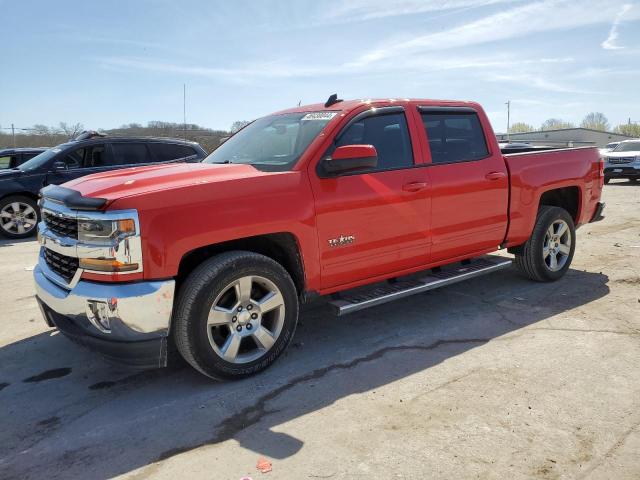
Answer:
[{"left": 86, "top": 300, "right": 111, "bottom": 332}]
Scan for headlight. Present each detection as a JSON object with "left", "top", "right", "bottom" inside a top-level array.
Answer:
[
  {"left": 78, "top": 219, "right": 136, "bottom": 243},
  {"left": 77, "top": 218, "right": 139, "bottom": 273}
]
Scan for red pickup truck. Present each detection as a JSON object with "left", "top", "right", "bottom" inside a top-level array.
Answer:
[{"left": 34, "top": 96, "right": 605, "bottom": 379}]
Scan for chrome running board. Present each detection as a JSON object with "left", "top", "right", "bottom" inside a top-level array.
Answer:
[{"left": 329, "top": 255, "right": 512, "bottom": 316}]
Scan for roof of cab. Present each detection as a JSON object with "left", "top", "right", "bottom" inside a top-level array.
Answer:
[{"left": 272, "top": 98, "right": 481, "bottom": 116}]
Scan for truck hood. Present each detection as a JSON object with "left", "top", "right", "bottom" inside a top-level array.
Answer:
[{"left": 65, "top": 162, "right": 268, "bottom": 202}]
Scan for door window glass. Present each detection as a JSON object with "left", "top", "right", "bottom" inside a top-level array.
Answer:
[
  {"left": 111, "top": 143, "right": 151, "bottom": 165},
  {"left": 335, "top": 112, "right": 413, "bottom": 171},
  {"left": 421, "top": 112, "right": 489, "bottom": 163},
  {"left": 0, "top": 156, "right": 14, "bottom": 169},
  {"left": 149, "top": 143, "right": 197, "bottom": 161},
  {"left": 64, "top": 148, "right": 84, "bottom": 169}
]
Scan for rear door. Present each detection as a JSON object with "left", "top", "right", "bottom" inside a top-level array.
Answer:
[
  {"left": 415, "top": 106, "right": 509, "bottom": 262},
  {"left": 309, "top": 106, "right": 431, "bottom": 290}
]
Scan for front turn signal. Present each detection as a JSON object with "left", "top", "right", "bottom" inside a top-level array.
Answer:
[{"left": 79, "top": 258, "right": 139, "bottom": 272}]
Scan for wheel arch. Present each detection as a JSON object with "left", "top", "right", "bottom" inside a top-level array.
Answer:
[
  {"left": 176, "top": 232, "right": 306, "bottom": 297},
  {"left": 0, "top": 191, "right": 40, "bottom": 203},
  {"left": 538, "top": 186, "right": 581, "bottom": 222}
]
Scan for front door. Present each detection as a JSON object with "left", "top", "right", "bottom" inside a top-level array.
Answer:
[
  {"left": 309, "top": 108, "right": 431, "bottom": 290},
  {"left": 45, "top": 144, "right": 111, "bottom": 185}
]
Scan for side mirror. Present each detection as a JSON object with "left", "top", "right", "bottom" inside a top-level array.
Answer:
[
  {"left": 51, "top": 161, "right": 67, "bottom": 171},
  {"left": 323, "top": 145, "right": 378, "bottom": 176}
]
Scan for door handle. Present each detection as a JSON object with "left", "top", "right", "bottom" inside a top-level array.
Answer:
[
  {"left": 402, "top": 181, "right": 428, "bottom": 192},
  {"left": 485, "top": 171, "right": 506, "bottom": 180}
]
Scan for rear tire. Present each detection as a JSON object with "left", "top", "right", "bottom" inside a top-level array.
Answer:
[
  {"left": 513, "top": 206, "right": 576, "bottom": 282},
  {"left": 173, "top": 251, "right": 299, "bottom": 380},
  {"left": 604, "top": 177, "right": 610, "bottom": 184},
  {"left": 0, "top": 195, "right": 40, "bottom": 239}
]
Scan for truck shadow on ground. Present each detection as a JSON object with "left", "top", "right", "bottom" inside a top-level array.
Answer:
[{"left": 0, "top": 267, "right": 610, "bottom": 479}]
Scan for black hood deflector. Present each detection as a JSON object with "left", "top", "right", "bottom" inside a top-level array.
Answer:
[{"left": 40, "top": 185, "right": 107, "bottom": 211}]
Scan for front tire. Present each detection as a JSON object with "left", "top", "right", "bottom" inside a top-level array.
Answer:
[
  {"left": 0, "top": 195, "right": 40, "bottom": 239},
  {"left": 173, "top": 251, "right": 299, "bottom": 380},
  {"left": 513, "top": 206, "right": 576, "bottom": 282}
]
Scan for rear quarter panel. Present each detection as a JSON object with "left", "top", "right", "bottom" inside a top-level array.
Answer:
[{"left": 504, "top": 146, "right": 602, "bottom": 246}]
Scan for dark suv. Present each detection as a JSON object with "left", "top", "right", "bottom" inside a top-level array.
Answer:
[
  {"left": 0, "top": 148, "right": 48, "bottom": 169},
  {"left": 0, "top": 133, "right": 207, "bottom": 238}
]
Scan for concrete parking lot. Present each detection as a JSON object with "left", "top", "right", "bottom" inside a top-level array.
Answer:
[{"left": 0, "top": 183, "right": 638, "bottom": 480}]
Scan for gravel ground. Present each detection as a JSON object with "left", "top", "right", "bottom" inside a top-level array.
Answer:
[{"left": 0, "top": 182, "right": 638, "bottom": 480}]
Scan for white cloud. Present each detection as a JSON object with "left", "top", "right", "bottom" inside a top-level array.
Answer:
[
  {"left": 350, "top": 0, "right": 640, "bottom": 66},
  {"left": 323, "top": 0, "right": 516, "bottom": 22},
  {"left": 601, "top": 3, "right": 633, "bottom": 50},
  {"left": 96, "top": 54, "right": 573, "bottom": 84}
]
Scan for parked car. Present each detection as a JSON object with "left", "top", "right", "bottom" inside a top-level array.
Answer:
[
  {"left": 0, "top": 148, "right": 48, "bottom": 169},
  {"left": 0, "top": 133, "right": 207, "bottom": 238},
  {"left": 33, "top": 97, "right": 604, "bottom": 379},
  {"left": 598, "top": 142, "right": 620, "bottom": 156},
  {"left": 602, "top": 139, "right": 640, "bottom": 183}
]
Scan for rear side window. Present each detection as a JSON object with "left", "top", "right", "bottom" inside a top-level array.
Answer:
[
  {"left": 149, "top": 143, "right": 197, "bottom": 162},
  {"left": 336, "top": 112, "right": 413, "bottom": 171},
  {"left": 421, "top": 112, "right": 489, "bottom": 164},
  {"left": 111, "top": 143, "right": 151, "bottom": 165}
]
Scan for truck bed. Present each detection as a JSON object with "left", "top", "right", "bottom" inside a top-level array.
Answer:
[{"left": 502, "top": 146, "right": 603, "bottom": 247}]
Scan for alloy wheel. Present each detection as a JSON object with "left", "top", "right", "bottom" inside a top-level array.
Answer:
[
  {"left": 543, "top": 220, "right": 571, "bottom": 272},
  {"left": 206, "top": 275, "right": 286, "bottom": 364},
  {"left": 0, "top": 202, "right": 38, "bottom": 235}
]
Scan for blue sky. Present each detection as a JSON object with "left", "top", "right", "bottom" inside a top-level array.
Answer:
[{"left": 1, "top": 0, "right": 639, "bottom": 133}]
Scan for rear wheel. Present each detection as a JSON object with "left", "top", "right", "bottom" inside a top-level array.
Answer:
[
  {"left": 0, "top": 195, "right": 39, "bottom": 239},
  {"left": 173, "top": 251, "right": 299, "bottom": 380},
  {"left": 513, "top": 206, "right": 575, "bottom": 282}
]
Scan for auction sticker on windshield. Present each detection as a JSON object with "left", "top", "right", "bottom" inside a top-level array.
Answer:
[{"left": 302, "top": 112, "right": 338, "bottom": 121}]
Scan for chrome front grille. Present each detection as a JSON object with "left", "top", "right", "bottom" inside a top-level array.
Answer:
[
  {"left": 43, "top": 211, "right": 78, "bottom": 239},
  {"left": 43, "top": 249, "right": 79, "bottom": 283},
  {"left": 608, "top": 157, "right": 634, "bottom": 165}
]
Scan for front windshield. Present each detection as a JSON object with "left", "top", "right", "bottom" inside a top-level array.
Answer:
[
  {"left": 613, "top": 141, "right": 640, "bottom": 152},
  {"left": 204, "top": 112, "right": 337, "bottom": 172},
  {"left": 18, "top": 146, "right": 64, "bottom": 171}
]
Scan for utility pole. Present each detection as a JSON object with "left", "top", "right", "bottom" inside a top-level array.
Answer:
[
  {"left": 183, "top": 84, "right": 187, "bottom": 141},
  {"left": 11, "top": 123, "right": 15, "bottom": 148},
  {"left": 505, "top": 101, "right": 511, "bottom": 143}
]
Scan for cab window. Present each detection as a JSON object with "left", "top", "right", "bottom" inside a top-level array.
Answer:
[
  {"left": 421, "top": 112, "right": 489, "bottom": 164},
  {"left": 335, "top": 112, "right": 413, "bottom": 171}
]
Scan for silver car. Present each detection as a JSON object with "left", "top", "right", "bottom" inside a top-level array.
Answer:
[{"left": 603, "top": 140, "right": 640, "bottom": 184}]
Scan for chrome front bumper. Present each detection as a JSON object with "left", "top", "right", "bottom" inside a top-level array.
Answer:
[{"left": 34, "top": 263, "right": 175, "bottom": 367}]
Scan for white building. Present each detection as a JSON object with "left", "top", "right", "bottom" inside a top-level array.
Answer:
[{"left": 496, "top": 128, "right": 635, "bottom": 147}]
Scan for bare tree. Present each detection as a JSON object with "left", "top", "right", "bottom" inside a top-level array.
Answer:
[
  {"left": 540, "top": 118, "right": 575, "bottom": 131},
  {"left": 580, "top": 113, "right": 609, "bottom": 131},
  {"left": 58, "top": 122, "right": 85, "bottom": 139},
  {"left": 509, "top": 122, "right": 535, "bottom": 133},
  {"left": 31, "top": 124, "right": 52, "bottom": 136},
  {"left": 230, "top": 120, "right": 251, "bottom": 133}
]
